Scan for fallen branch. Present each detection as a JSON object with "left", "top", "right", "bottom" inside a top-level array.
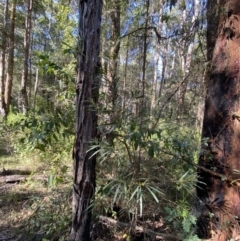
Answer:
[
  {"left": 98, "top": 215, "right": 180, "bottom": 240},
  {"left": 0, "top": 235, "right": 15, "bottom": 241},
  {"left": 0, "top": 175, "right": 48, "bottom": 184}
]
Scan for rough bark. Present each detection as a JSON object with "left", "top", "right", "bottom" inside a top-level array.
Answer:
[
  {"left": 69, "top": 0, "right": 102, "bottom": 240},
  {"left": 5, "top": 0, "right": 16, "bottom": 115},
  {"left": 20, "top": 0, "right": 32, "bottom": 114},
  {"left": 196, "top": 0, "right": 240, "bottom": 240}
]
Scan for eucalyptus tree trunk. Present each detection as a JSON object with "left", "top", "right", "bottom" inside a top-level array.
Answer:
[
  {"left": 196, "top": 0, "right": 240, "bottom": 240},
  {"left": 140, "top": 0, "right": 149, "bottom": 106},
  {"left": 122, "top": 36, "right": 129, "bottom": 110},
  {"left": 20, "top": 0, "right": 32, "bottom": 114},
  {"left": 5, "top": 0, "right": 16, "bottom": 115},
  {"left": 33, "top": 68, "right": 39, "bottom": 111},
  {"left": 135, "top": 0, "right": 150, "bottom": 178},
  {"left": 69, "top": 0, "right": 102, "bottom": 240},
  {"left": 151, "top": 0, "right": 163, "bottom": 111},
  {"left": 0, "top": 0, "right": 8, "bottom": 117}
]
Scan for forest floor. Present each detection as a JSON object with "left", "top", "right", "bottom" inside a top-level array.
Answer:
[
  {"left": 0, "top": 138, "right": 27, "bottom": 241},
  {"left": 0, "top": 138, "right": 179, "bottom": 241},
  {"left": 0, "top": 137, "right": 72, "bottom": 241}
]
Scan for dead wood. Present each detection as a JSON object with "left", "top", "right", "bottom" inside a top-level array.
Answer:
[
  {"left": 98, "top": 215, "right": 180, "bottom": 240},
  {"left": 0, "top": 175, "right": 47, "bottom": 183}
]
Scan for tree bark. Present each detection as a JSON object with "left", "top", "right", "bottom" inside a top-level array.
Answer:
[
  {"left": 69, "top": 0, "right": 102, "bottom": 240},
  {"left": 196, "top": 0, "right": 240, "bottom": 240},
  {"left": 5, "top": 0, "right": 16, "bottom": 115},
  {"left": 20, "top": 0, "right": 32, "bottom": 114}
]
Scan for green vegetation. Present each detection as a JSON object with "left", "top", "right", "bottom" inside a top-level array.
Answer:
[
  {"left": 0, "top": 0, "right": 206, "bottom": 240},
  {"left": 0, "top": 114, "right": 202, "bottom": 240}
]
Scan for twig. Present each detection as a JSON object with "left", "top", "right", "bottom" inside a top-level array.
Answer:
[
  {"left": 120, "top": 26, "right": 185, "bottom": 40},
  {"left": 152, "top": 74, "right": 190, "bottom": 129}
]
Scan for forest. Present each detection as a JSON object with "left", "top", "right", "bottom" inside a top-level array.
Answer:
[{"left": 1, "top": 0, "right": 240, "bottom": 240}]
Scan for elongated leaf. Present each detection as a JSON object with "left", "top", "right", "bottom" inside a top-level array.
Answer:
[
  {"left": 129, "top": 186, "right": 139, "bottom": 201},
  {"left": 147, "top": 186, "right": 165, "bottom": 196},
  {"left": 113, "top": 185, "right": 120, "bottom": 205},
  {"left": 179, "top": 171, "right": 189, "bottom": 181},
  {"left": 146, "top": 186, "right": 159, "bottom": 203},
  {"left": 139, "top": 192, "right": 143, "bottom": 217}
]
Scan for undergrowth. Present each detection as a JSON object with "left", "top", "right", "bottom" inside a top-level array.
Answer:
[{"left": 0, "top": 109, "right": 202, "bottom": 240}]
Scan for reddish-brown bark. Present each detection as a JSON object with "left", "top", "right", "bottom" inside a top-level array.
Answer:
[{"left": 197, "top": 0, "right": 240, "bottom": 240}]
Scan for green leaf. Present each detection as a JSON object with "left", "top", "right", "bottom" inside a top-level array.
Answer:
[
  {"left": 182, "top": 218, "right": 191, "bottom": 232},
  {"left": 129, "top": 186, "right": 140, "bottom": 201},
  {"left": 113, "top": 185, "right": 120, "bottom": 205},
  {"left": 139, "top": 191, "right": 143, "bottom": 217},
  {"left": 147, "top": 186, "right": 165, "bottom": 196}
]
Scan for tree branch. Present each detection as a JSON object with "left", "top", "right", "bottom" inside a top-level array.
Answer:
[
  {"left": 120, "top": 26, "right": 184, "bottom": 40},
  {"left": 160, "top": 149, "right": 240, "bottom": 187}
]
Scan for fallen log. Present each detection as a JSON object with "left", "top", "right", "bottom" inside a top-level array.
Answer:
[
  {"left": 0, "top": 175, "right": 48, "bottom": 184},
  {"left": 98, "top": 215, "right": 180, "bottom": 240}
]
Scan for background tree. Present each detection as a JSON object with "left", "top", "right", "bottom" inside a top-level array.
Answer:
[
  {"left": 20, "top": 0, "right": 33, "bottom": 114},
  {"left": 0, "top": 0, "right": 8, "bottom": 117},
  {"left": 5, "top": 0, "right": 16, "bottom": 116}
]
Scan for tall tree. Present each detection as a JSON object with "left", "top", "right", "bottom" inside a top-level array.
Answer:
[
  {"left": 101, "top": 0, "right": 121, "bottom": 125},
  {"left": 69, "top": 0, "right": 102, "bottom": 240},
  {"left": 20, "top": 0, "right": 32, "bottom": 114},
  {"left": 108, "top": 0, "right": 121, "bottom": 117},
  {"left": 151, "top": 0, "right": 163, "bottom": 111},
  {"left": 196, "top": 0, "right": 240, "bottom": 240},
  {"left": 0, "top": 0, "right": 8, "bottom": 117},
  {"left": 178, "top": 0, "right": 200, "bottom": 115},
  {"left": 5, "top": 0, "right": 16, "bottom": 115}
]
